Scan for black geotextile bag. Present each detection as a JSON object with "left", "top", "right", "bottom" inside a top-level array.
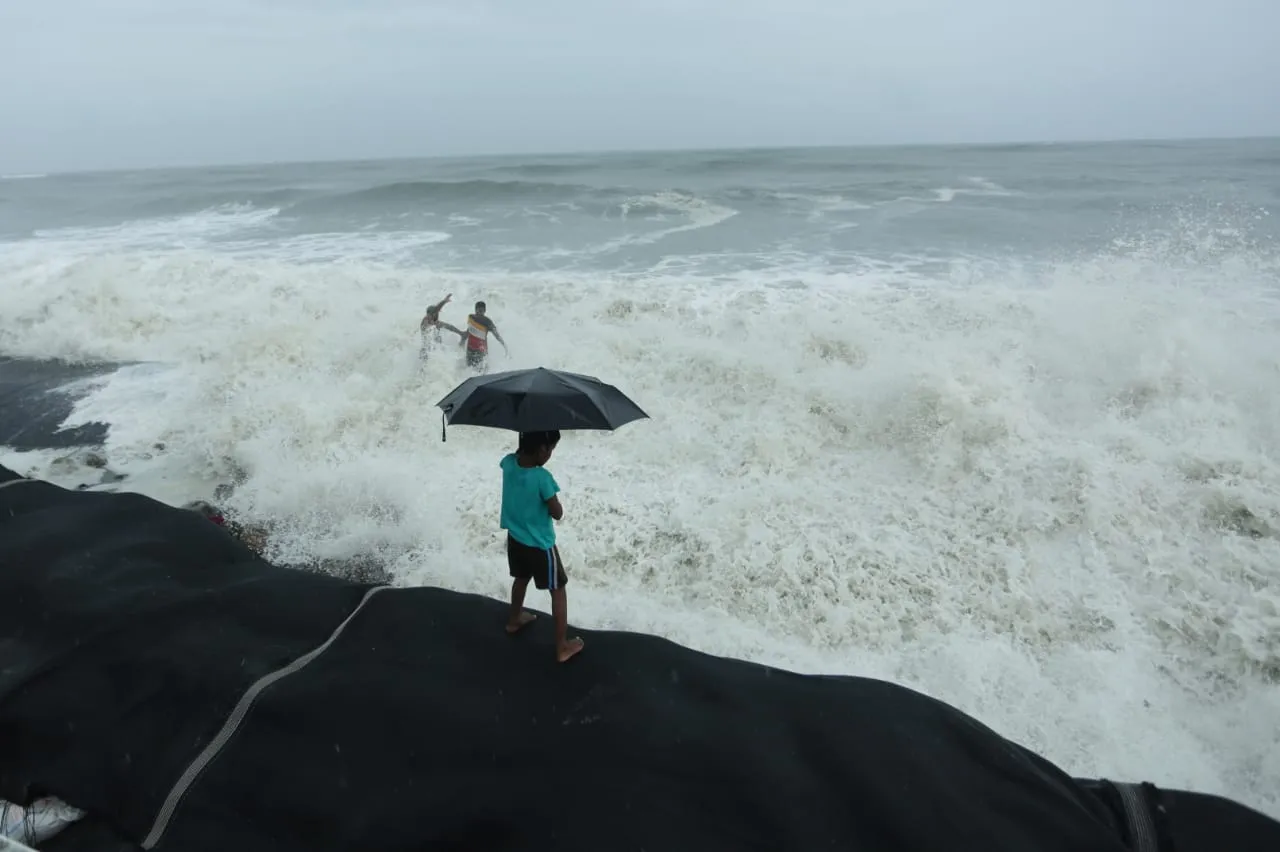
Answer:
[{"left": 2, "top": 466, "right": 1277, "bottom": 852}]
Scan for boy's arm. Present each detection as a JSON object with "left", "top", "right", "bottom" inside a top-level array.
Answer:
[{"left": 540, "top": 471, "right": 563, "bottom": 520}]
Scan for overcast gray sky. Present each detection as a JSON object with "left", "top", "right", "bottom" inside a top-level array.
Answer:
[{"left": 2, "top": 0, "right": 1277, "bottom": 173}]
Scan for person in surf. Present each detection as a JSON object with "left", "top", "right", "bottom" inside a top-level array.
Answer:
[
  {"left": 500, "top": 430, "right": 584, "bottom": 663},
  {"left": 419, "top": 293, "right": 467, "bottom": 360},
  {"left": 463, "top": 300, "right": 507, "bottom": 372}
]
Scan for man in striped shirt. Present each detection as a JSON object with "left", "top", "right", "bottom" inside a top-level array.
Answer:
[{"left": 464, "top": 300, "right": 508, "bottom": 371}]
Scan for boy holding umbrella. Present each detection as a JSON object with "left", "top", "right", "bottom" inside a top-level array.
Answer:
[
  {"left": 436, "top": 367, "right": 649, "bottom": 663},
  {"left": 500, "top": 429, "right": 584, "bottom": 663}
]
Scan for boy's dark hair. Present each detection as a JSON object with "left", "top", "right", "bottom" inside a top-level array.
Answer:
[
  {"left": 518, "top": 430, "right": 561, "bottom": 455},
  {"left": 475, "top": 300, "right": 486, "bottom": 312}
]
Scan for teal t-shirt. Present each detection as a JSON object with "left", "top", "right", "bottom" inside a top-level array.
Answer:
[{"left": 499, "top": 453, "right": 560, "bottom": 550}]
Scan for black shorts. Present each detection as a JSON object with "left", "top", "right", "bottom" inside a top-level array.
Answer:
[
  {"left": 466, "top": 347, "right": 487, "bottom": 368},
  {"left": 506, "top": 534, "right": 568, "bottom": 591}
]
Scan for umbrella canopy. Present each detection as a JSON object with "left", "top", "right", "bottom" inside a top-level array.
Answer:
[{"left": 435, "top": 367, "right": 648, "bottom": 440}]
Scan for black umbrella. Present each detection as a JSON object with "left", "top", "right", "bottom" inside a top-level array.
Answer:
[{"left": 435, "top": 367, "right": 649, "bottom": 440}]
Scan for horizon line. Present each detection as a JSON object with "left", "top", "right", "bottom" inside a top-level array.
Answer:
[{"left": 11, "top": 132, "right": 1279, "bottom": 179}]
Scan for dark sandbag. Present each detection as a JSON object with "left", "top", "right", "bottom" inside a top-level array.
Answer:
[
  {"left": 1, "top": 466, "right": 1277, "bottom": 852},
  {"left": 0, "top": 357, "right": 120, "bottom": 450},
  {"left": 0, "top": 470, "right": 370, "bottom": 845}
]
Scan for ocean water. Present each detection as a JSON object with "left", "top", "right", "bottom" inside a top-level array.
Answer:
[{"left": 3, "top": 139, "right": 1280, "bottom": 816}]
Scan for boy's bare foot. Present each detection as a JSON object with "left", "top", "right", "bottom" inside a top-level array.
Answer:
[
  {"left": 505, "top": 611, "right": 537, "bottom": 634},
  {"left": 557, "top": 637, "right": 585, "bottom": 663}
]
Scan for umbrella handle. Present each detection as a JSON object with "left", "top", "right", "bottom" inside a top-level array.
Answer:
[{"left": 441, "top": 411, "right": 447, "bottom": 442}]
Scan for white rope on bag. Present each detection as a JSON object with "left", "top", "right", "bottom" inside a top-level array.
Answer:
[{"left": 142, "top": 584, "right": 391, "bottom": 849}]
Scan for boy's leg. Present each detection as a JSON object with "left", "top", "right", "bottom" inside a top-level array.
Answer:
[
  {"left": 507, "top": 577, "right": 535, "bottom": 633},
  {"left": 505, "top": 535, "right": 537, "bottom": 634},
  {"left": 545, "top": 547, "right": 583, "bottom": 662},
  {"left": 550, "top": 588, "right": 583, "bottom": 663}
]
